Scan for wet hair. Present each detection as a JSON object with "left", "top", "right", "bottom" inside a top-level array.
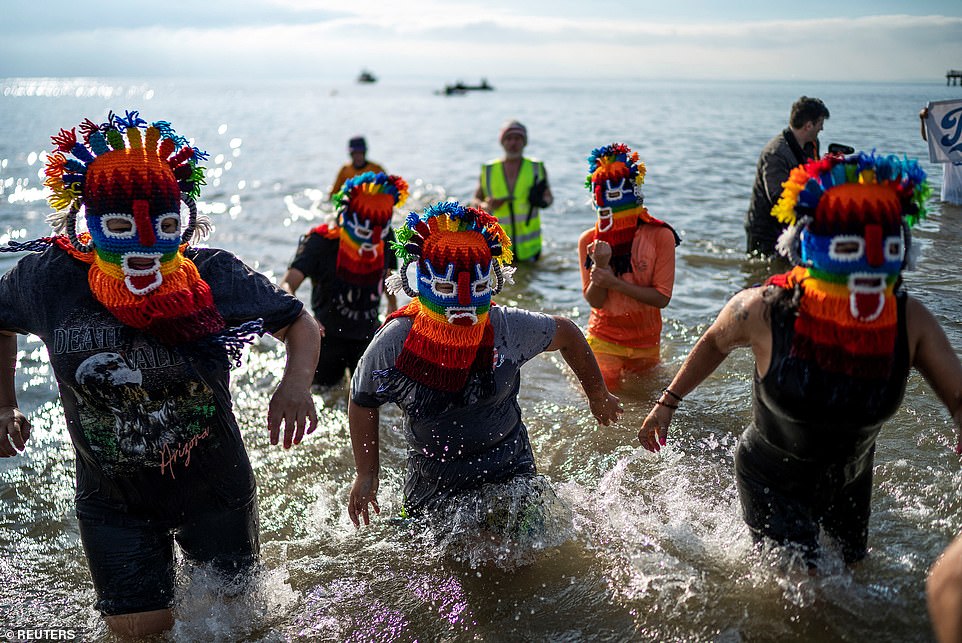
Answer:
[
  {"left": 789, "top": 96, "right": 830, "bottom": 129},
  {"left": 762, "top": 281, "right": 801, "bottom": 319}
]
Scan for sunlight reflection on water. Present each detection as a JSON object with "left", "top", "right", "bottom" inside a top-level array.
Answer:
[{"left": 1, "top": 76, "right": 960, "bottom": 641}]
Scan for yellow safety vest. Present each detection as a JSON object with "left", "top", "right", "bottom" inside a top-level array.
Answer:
[{"left": 479, "top": 158, "right": 544, "bottom": 261}]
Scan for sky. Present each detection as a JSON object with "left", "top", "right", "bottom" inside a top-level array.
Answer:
[{"left": 2, "top": 0, "right": 961, "bottom": 82}]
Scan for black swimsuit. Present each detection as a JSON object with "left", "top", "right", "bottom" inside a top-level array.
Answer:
[{"left": 735, "top": 291, "right": 909, "bottom": 563}]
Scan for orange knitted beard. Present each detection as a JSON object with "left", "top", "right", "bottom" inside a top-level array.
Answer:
[
  {"left": 774, "top": 266, "right": 897, "bottom": 379},
  {"left": 335, "top": 228, "right": 386, "bottom": 287},
  {"left": 55, "top": 236, "right": 226, "bottom": 346},
  {"left": 388, "top": 299, "right": 493, "bottom": 393},
  {"left": 594, "top": 205, "right": 645, "bottom": 249}
]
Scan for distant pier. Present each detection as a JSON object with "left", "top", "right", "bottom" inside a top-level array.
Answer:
[{"left": 949, "top": 70, "right": 962, "bottom": 86}]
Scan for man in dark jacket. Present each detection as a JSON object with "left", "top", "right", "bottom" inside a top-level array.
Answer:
[{"left": 745, "top": 96, "right": 830, "bottom": 257}]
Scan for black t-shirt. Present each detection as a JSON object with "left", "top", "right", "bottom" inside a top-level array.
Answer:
[
  {"left": 0, "top": 246, "right": 303, "bottom": 520},
  {"left": 289, "top": 230, "right": 397, "bottom": 341}
]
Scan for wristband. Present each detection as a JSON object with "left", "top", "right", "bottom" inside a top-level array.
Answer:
[{"left": 662, "top": 387, "right": 683, "bottom": 402}]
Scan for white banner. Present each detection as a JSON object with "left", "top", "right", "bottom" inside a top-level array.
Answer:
[{"left": 925, "top": 99, "right": 962, "bottom": 164}]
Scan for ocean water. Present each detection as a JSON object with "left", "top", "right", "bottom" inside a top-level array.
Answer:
[{"left": 1, "top": 76, "right": 962, "bottom": 642}]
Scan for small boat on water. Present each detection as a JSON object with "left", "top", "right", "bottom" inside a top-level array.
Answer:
[
  {"left": 440, "top": 78, "right": 494, "bottom": 95},
  {"left": 357, "top": 69, "right": 377, "bottom": 84}
]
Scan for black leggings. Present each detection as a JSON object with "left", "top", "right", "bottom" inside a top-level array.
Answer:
[
  {"left": 78, "top": 499, "right": 259, "bottom": 616},
  {"left": 315, "top": 336, "right": 370, "bottom": 386},
  {"left": 735, "top": 427, "right": 874, "bottom": 564}
]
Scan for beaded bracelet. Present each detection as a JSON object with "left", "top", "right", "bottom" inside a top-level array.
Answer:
[
  {"left": 662, "top": 387, "right": 683, "bottom": 402},
  {"left": 655, "top": 399, "right": 678, "bottom": 410}
]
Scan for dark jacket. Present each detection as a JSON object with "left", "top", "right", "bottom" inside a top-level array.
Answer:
[{"left": 745, "top": 129, "right": 817, "bottom": 256}]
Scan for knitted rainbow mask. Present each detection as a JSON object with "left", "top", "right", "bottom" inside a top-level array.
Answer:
[
  {"left": 769, "top": 151, "right": 929, "bottom": 377},
  {"left": 586, "top": 143, "right": 646, "bottom": 250},
  {"left": 80, "top": 137, "right": 184, "bottom": 296},
  {"left": 585, "top": 143, "right": 678, "bottom": 274},
  {"left": 27, "top": 111, "right": 259, "bottom": 360},
  {"left": 378, "top": 202, "right": 512, "bottom": 414},
  {"left": 332, "top": 172, "right": 408, "bottom": 287},
  {"left": 416, "top": 224, "right": 498, "bottom": 327}
]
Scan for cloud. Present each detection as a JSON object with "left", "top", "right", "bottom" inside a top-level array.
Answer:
[
  {"left": 2, "top": 3, "right": 960, "bottom": 81},
  {"left": 4, "top": 0, "right": 346, "bottom": 33}
]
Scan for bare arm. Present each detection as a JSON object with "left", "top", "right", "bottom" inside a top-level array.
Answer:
[
  {"left": 348, "top": 400, "right": 381, "bottom": 527},
  {"left": 279, "top": 268, "right": 306, "bottom": 295},
  {"left": 582, "top": 229, "right": 675, "bottom": 310},
  {"left": 916, "top": 295, "right": 962, "bottom": 642},
  {"left": 279, "top": 267, "right": 327, "bottom": 337},
  {"left": 920, "top": 107, "right": 930, "bottom": 142},
  {"left": 267, "top": 310, "right": 320, "bottom": 449},
  {"left": 928, "top": 532, "right": 962, "bottom": 643},
  {"left": 907, "top": 296, "right": 962, "bottom": 452},
  {"left": 638, "top": 287, "right": 770, "bottom": 452},
  {"left": 600, "top": 227, "right": 676, "bottom": 308},
  {"left": 0, "top": 331, "right": 30, "bottom": 458},
  {"left": 545, "top": 316, "right": 622, "bottom": 426},
  {"left": 589, "top": 268, "right": 671, "bottom": 308}
]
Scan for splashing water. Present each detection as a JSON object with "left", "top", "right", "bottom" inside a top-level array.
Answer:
[{"left": 410, "top": 475, "right": 576, "bottom": 570}]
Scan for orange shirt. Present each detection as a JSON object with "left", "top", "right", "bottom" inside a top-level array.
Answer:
[
  {"left": 330, "top": 161, "right": 386, "bottom": 196},
  {"left": 578, "top": 224, "right": 676, "bottom": 348}
]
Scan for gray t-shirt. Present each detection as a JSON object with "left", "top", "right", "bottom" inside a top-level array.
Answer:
[{"left": 351, "top": 306, "right": 556, "bottom": 511}]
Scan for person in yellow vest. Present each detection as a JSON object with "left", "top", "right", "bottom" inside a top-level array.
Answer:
[
  {"left": 329, "top": 136, "right": 386, "bottom": 200},
  {"left": 473, "top": 120, "right": 553, "bottom": 261}
]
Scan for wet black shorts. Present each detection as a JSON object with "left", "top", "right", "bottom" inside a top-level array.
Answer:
[
  {"left": 735, "top": 427, "right": 874, "bottom": 564},
  {"left": 78, "top": 500, "right": 259, "bottom": 616},
  {"left": 315, "top": 336, "right": 370, "bottom": 386}
]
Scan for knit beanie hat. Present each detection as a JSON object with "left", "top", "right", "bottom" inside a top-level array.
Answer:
[{"left": 499, "top": 120, "right": 527, "bottom": 144}]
